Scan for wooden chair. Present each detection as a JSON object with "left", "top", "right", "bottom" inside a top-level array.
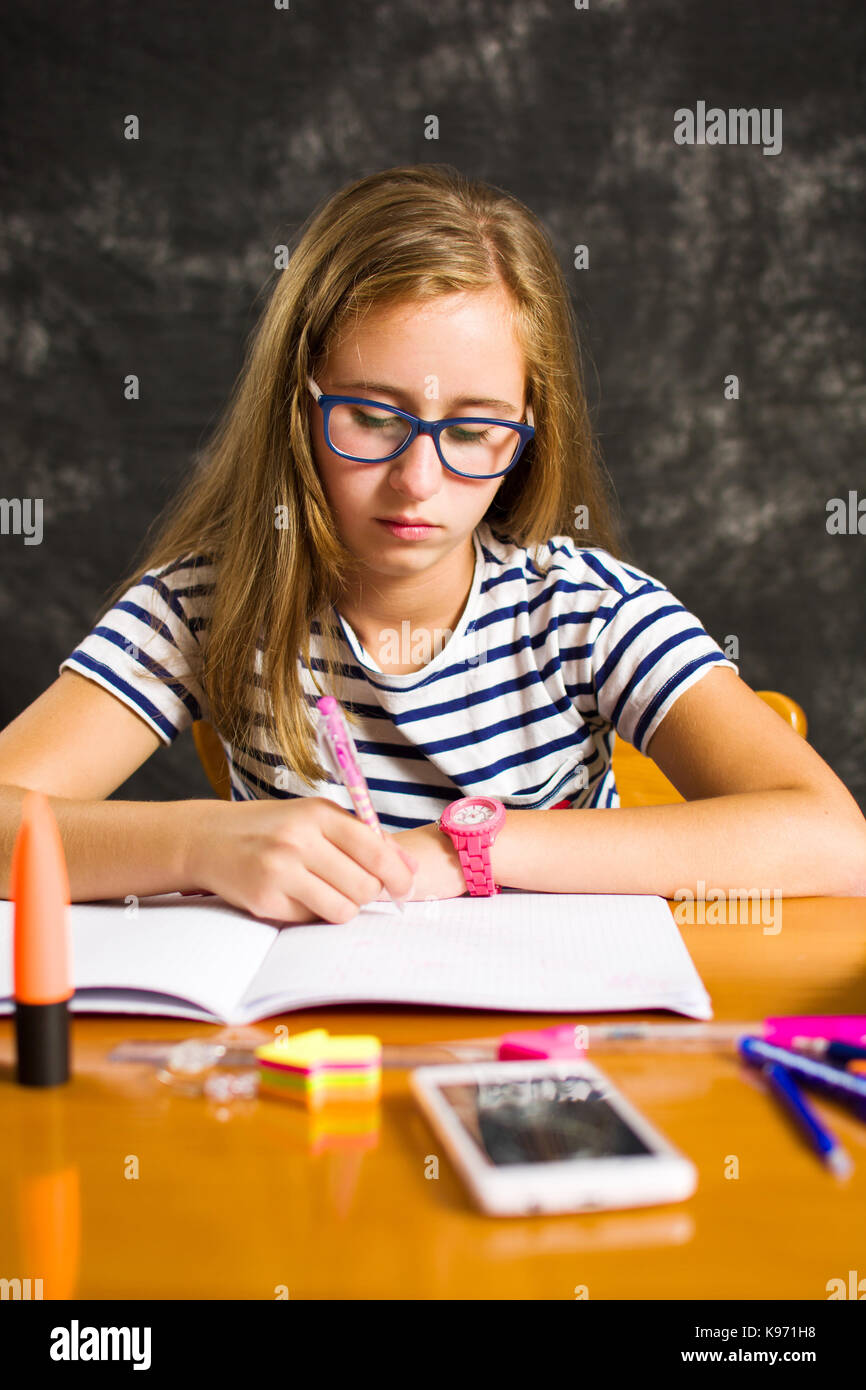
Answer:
[
  {"left": 192, "top": 690, "right": 807, "bottom": 809},
  {"left": 191, "top": 721, "right": 232, "bottom": 801}
]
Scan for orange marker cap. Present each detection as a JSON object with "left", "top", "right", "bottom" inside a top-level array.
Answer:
[{"left": 12, "top": 791, "right": 73, "bottom": 1005}]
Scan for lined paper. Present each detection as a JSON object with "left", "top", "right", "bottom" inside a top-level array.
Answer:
[
  {"left": 0, "top": 891, "right": 711, "bottom": 1025},
  {"left": 240, "top": 893, "right": 712, "bottom": 1021},
  {"left": 0, "top": 893, "right": 277, "bottom": 1022}
]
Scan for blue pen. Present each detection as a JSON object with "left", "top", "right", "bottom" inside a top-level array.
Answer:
[
  {"left": 759, "top": 1061, "right": 853, "bottom": 1178},
  {"left": 792, "top": 1039, "right": 866, "bottom": 1067},
  {"left": 739, "top": 1036, "right": 866, "bottom": 1121}
]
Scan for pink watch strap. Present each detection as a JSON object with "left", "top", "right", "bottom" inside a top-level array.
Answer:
[{"left": 454, "top": 834, "right": 499, "bottom": 896}]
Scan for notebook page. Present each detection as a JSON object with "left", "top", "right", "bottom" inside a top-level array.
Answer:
[
  {"left": 240, "top": 892, "right": 712, "bottom": 1020},
  {"left": 0, "top": 893, "right": 279, "bottom": 1022}
]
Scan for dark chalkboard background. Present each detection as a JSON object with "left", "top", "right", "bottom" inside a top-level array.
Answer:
[{"left": 1, "top": 0, "right": 864, "bottom": 810}]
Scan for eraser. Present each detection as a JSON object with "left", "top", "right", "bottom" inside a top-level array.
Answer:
[{"left": 498, "top": 1024, "right": 587, "bottom": 1061}]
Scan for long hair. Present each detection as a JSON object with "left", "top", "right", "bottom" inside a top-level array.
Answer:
[{"left": 96, "top": 164, "right": 627, "bottom": 787}]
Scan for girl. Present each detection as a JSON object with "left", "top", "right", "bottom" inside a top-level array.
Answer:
[{"left": 1, "top": 165, "right": 864, "bottom": 922}]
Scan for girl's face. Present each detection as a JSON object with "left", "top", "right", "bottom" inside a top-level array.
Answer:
[{"left": 310, "top": 285, "right": 528, "bottom": 589}]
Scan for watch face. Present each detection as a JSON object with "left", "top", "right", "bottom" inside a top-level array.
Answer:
[{"left": 454, "top": 802, "right": 495, "bottom": 826}]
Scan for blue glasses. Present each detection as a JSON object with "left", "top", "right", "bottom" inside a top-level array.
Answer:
[{"left": 307, "top": 376, "right": 535, "bottom": 480}]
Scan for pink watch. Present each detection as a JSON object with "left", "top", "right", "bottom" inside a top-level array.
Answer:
[{"left": 438, "top": 796, "right": 506, "bottom": 896}]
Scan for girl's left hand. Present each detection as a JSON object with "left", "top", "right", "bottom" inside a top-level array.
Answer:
[{"left": 375, "top": 822, "right": 466, "bottom": 903}]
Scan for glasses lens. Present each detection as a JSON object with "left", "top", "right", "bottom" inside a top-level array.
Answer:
[
  {"left": 439, "top": 421, "right": 523, "bottom": 476},
  {"left": 328, "top": 403, "right": 412, "bottom": 459},
  {"left": 327, "top": 403, "right": 523, "bottom": 476}
]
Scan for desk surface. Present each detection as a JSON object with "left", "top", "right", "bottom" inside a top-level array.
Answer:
[{"left": 1, "top": 896, "right": 865, "bottom": 1300}]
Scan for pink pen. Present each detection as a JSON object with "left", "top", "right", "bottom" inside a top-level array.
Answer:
[{"left": 316, "top": 696, "right": 409, "bottom": 914}]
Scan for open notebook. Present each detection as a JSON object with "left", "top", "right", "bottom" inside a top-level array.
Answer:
[{"left": 0, "top": 891, "right": 712, "bottom": 1026}]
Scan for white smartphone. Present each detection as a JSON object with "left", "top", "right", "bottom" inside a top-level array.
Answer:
[{"left": 410, "top": 1059, "right": 698, "bottom": 1217}]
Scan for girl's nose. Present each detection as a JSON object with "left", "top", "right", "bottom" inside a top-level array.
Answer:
[{"left": 387, "top": 433, "right": 445, "bottom": 495}]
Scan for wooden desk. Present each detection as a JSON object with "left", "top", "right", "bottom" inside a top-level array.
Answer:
[{"left": 1, "top": 896, "right": 864, "bottom": 1300}]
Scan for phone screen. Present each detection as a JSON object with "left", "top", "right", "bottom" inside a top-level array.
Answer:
[{"left": 438, "top": 1073, "right": 653, "bottom": 1167}]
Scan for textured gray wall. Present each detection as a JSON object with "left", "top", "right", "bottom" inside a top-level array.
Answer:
[{"left": 1, "top": 0, "right": 864, "bottom": 809}]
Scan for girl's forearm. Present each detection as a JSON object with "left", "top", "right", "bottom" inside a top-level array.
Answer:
[
  {"left": 0, "top": 785, "right": 203, "bottom": 902},
  {"left": 490, "top": 792, "right": 866, "bottom": 899}
]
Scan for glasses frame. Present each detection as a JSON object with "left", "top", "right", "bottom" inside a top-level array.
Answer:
[{"left": 306, "top": 376, "right": 535, "bottom": 480}]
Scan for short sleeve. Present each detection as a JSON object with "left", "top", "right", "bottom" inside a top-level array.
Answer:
[
  {"left": 592, "top": 575, "right": 739, "bottom": 756},
  {"left": 58, "top": 557, "right": 213, "bottom": 745}
]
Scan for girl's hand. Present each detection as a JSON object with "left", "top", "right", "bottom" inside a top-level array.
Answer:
[
  {"left": 373, "top": 822, "right": 467, "bottom": 904},
  {"left": 184, "top": 797, "right": 419, "bottom": 924}
]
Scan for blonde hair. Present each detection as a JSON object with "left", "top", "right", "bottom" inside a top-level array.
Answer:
[{"left": 96, "top": 164, "right": 626, "bottom": 787}]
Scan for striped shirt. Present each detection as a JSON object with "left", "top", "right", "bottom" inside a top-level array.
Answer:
[{"left": 59, "top": 522, "right": 738, "bottom": 828}]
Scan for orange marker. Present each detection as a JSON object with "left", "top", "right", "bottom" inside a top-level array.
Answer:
[{"left": 11, "top": 791, "right": 74, "bottom": 1086}]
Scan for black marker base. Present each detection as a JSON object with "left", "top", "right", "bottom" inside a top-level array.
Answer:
[{"left": 15, "top": 999, "right": 70, "bottom": 1086}]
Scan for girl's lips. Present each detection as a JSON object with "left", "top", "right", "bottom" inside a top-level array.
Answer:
[{"left": 376, "top": 519, "right": 439, "bottom": 538}]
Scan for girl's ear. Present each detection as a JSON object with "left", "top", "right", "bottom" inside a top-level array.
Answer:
[{"left": 525, "top": 400, "right": 535, "bottom": 427}]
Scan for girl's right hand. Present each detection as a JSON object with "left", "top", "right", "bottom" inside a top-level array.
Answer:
[{"left": 183, "top": 796, "right": 418, "bottom": 924}]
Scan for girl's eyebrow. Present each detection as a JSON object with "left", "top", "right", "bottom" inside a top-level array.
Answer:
[{"left": 329, "top": 380, "right": 519, "bottom": 414}]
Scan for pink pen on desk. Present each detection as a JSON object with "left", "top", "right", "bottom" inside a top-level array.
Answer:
[{"left": 316, "top": 695, "right": 410, "bottom": 914}]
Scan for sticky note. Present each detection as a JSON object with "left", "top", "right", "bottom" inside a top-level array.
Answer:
[{"left": 254, "top": 1029, "right": 382, "bottom": 1108}]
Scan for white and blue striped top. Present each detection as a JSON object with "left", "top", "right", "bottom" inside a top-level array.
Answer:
[{"left": 59, "top": 523, "right": 738, "bottom": 828}]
